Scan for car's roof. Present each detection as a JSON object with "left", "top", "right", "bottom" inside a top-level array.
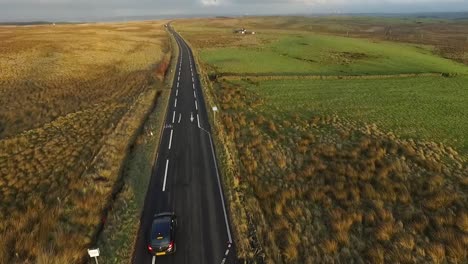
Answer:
[
  {"left": 150, "top": 216, "right": 172, "bottom": 245},
  {"left": 151, "top": 217, "right": 171, "bottom": 235}
]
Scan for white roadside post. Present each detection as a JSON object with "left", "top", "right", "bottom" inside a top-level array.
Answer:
[
  {"left": 212, "top": 106, "right": 218, "bottom": 124},
  {"left": 88, "top": 248, "right": 100, "bottom": 264}
]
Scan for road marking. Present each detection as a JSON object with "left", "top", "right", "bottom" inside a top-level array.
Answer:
[
  {"left": 168, "top": 129, "right": 173, "bottom": 149},
  {"left": 220, "top": 247, "right": 230, "bottom": 264},
  {"left": 201, "top": 131, "right": 234, "bottom": 245},
  {"left": 195, "top": 100, "right": 198, "bottom": 110},
  {"left": 210, "top": 134, "right": 233, "bottom": 243},
  {"left": 176, "top": 89, "right": 178, "bottom": 96},
  {"left": 177, "top": 82, "right": 179, "bottom": 88},
  {"left": 162, "top": 159, "right": 169, "bottom": 191},
  {"left": 190, "top": 112, "right": 194, "bottom": 122},
  {"left": 194, "top": 91, "right": 197, "bottom": 98},
  {"left": 192, "top": 77, "right": 194, "bottom": 82},
  {"left": 193, "top": 83, "right": 195, "bottom": 89},
  {"left": 197, "top": 114, "right": 200, "bottom": 128},
  {"left": 178, "top": 113, "right": 182, "bottom": 123},
  {"left": 152, "top": 256, "right": 156, "bottom": 264},
  {"left": 178, "top": 76, "right": 180, "bottom": 81},
  {"left": 172, "top": 111, "right": 176, "bottom": 123},
  {"left": 174, "top": 98, "right": 177, "bottom": 107}
]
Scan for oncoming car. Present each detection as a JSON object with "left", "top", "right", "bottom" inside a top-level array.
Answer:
[{"left": 147, "top": 212, "right": 177, "bottom": 256}]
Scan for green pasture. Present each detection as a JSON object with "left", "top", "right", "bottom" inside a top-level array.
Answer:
[
  {"left": 234, "top": 76, "right": 468, "bottom": 153},
  {"left": 200, "top": 34, "right": 468, "bottom": 76}
]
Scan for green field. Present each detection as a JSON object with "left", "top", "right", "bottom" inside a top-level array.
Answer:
[
  {"left": 234, "top": 76, "right": 468, "bottom": 152},
  {"left": 200, "top": 34, "right": 468, "bottom": 76}
]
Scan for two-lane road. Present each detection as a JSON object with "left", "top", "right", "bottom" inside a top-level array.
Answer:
[{"left": 132, "top": 26, "right": 236, "bottom": 264}]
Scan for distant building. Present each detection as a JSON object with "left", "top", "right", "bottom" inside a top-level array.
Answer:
[
  {"left": 233, "top": 28, "right": 246, "bottom": 34},
  {"left": 233, "top": 28, "right": 256, "bottom": 35}
]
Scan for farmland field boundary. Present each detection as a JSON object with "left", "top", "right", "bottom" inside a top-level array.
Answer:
[{"left": 218, "top": 72, "right": 461, "bottom": 81}]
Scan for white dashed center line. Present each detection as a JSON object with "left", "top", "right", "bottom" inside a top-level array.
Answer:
[
  {"left": 172, "top": 111, "right": 176, "bottom": 123},
  {"left": 174, "top": 98, "right": 177, "bottom": 107},
  {"left": 168, "top": 129, "right": 173, "bottom": 149},
  {"left": 195, "top": 100, "right": 198, "bottom": 110},
  {"left": 176, "top": 89, "right": 178, "bottom": 96},
  {"left": 162, "top": 159, "right": 169, "bottom": 191},
  {"left": 194, "top": 91, "right": 196, "bottom": 98},
  {"left": 197, "top": 114, "right": 200, "bottom": 128}
]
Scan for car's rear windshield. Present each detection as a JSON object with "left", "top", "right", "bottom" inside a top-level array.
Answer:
[{"left": 151, "top": 216, "right": 171, "bottom": 246}]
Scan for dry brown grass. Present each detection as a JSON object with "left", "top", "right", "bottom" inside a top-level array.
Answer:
[{"left": 0, "top": 21, "right": 170, "bottom": 263}]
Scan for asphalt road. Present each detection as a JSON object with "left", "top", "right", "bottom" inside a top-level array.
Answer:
[{"left": 132, "top": 26, "right": 236, "bottom": 264}]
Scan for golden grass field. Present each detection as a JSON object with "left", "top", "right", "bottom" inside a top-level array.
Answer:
[
  {"left": 0, "top": 21, "right": 170, "bottom": 263},
  {"left": 174, "top": 17, "right": 468, "bottom": 264}
]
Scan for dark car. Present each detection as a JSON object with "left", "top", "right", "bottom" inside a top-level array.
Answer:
[{"left": 147, "top": 212, "right": 177, "bottom": 256}]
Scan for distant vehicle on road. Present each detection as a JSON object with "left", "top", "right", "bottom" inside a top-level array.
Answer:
[{"left": 147, "top": 212, "right": 177, "bottom": 256}]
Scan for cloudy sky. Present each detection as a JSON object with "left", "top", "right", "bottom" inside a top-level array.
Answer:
[{"left": 0, "top": 0, "right": 467, "bottom": 21}]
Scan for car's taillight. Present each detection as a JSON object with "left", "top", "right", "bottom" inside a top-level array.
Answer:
[
  {"left": 147, "top": 244, "right": 153, "bottom": 252},
  {"left": 167, "top": 241, "right": 174, "bottom": 251}
]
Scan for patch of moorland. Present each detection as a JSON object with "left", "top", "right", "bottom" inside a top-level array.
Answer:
[
  {"left": 212, "top": 80, "right": 467, "bottom": 264},
  {"left": 0, "top": 21, "right": 170, "bottom": 263}
]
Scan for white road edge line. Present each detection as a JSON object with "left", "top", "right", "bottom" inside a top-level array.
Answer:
[
  {"left": 172, "top": 111, "right": 175, "bottom": 123},
  {"left": 168, "top": 129, "right": 173, "bottom": 149},
  {"left": 174, "top": 98, "right": 177, "bottom": 107},
  {"left": 162, "top": 159, "right": 169, "bottom": 192},
  {"left": 206, "top": 132, "right": 233, "bottom": 244}
]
